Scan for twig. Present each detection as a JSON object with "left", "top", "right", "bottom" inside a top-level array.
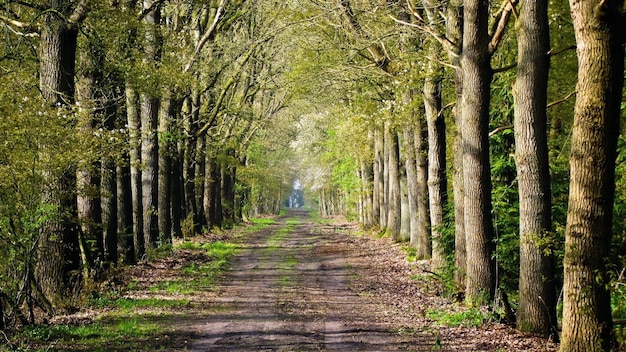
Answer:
[
  {"left": 489, "top": 124, "right": 513, "bottom": 137},
  {"left": 547, "top": 91, "right": 576, "bottom": 109}
]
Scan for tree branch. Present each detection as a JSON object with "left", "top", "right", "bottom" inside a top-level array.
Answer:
[
  {"left": 548, "top": 44, "right": 576, "bottom": 57},
  {"left": 489, "top": 0, "right": 518, "bottom": 55},
  {"left": 547, "top": 91, "right": 576, "bottom": 109},
  {"left": 489, "top": 124, "right": 513, "bottom": 137}
]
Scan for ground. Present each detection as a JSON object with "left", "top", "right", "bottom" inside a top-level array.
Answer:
[{"left": 10, "top": 208, "right": 559, "bottom": 351}]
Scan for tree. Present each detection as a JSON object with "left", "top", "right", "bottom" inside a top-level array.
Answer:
[
  {"left": 560, "top": 0, "right": 625, "bottom": 350},
  {"left": 460, "top": 0, "right": 496, "bottom": 305},
  {"left": 512, "top": 0, "right": 557, "bottom": 337},
  {"left": 36, "top": 0, "right": 89, "bottom": 307},
  {"left": 140, "top": 0, "right": 162, "bottom": 252}
]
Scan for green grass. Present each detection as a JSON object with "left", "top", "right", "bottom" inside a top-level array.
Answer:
[
  {"left": 425, "top": 307, "right": 489, "bottom": 327},
  {"left": 89, "top": 297, "right": 189, "bottom": 311},
  {"left": 151, "top": 241, "right": 240, "bottom": 294},
  {"left": 14, "top": 317, "right": 165, "bottom": 351}
]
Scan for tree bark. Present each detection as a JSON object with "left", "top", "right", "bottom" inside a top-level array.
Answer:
[
  {"left": 116, "top": 161, "right": 135, "bottom": 264},
  {"left": 36, "top": 0, "right": 84, "bottom": 307},
  {"left": 158, "top": 95, "right": 174, "bottom": 245},
  {"left": 373, "top": 128, "right": 384, "bottom": 228},
  {"left": 126, "top": 86, "right": 144, "bottom": 261},
  {"left": 414, "top": 117, "right": 431, "bottom": 259},
  {"left": 461, "top": 0, "right": 495, "bottom": 305},
  {"left": 360, "top": 158, "right": 374, "bottom": 227},
  {"left": 403, "top": 127, "right": 420, "bottom": 247},
  {"left": 386, "top": 126, "right": 402, "bottom": 240},
  {"left": 560, "top": 1, "right": 624, "bottom": 350},
  {"left": 445, "top": 0, "right": 466, "bottom": 288},
  {"left": 513, "top": 0, "right": 557, "bottom": 337},
  {"left": 424, "top": 59, "right": 447, "bottom": 271},
  {"left": 140, "top": 0, "right": 161, "bottom": 251}
]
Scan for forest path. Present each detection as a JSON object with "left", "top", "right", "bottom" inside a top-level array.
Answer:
[
  {"left": 184, "top": 209, "right": 432, "bottom": 351},
  {"left": 143, "top": 208, "right": 559, "bottom": 352}
]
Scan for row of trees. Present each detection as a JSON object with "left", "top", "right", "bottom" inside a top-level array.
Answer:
[
  {"left": 0, "top": 0, "right": 299, "bottom": 330},
  {"left": 292, "top": 1, "right": 625, "bottom": 351}
]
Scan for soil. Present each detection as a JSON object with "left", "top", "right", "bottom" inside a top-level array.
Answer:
[{"left": 170, "top": 209, "right": 557, "bottom": 351}]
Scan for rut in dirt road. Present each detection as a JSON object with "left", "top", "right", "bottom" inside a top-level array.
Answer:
[{"left": 188, "top": 209, "right": 433, "bottom": 351}]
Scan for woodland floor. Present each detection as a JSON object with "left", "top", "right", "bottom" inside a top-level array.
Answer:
[{"left": 9, "top": 209, "right": 559, "bottom": 351}]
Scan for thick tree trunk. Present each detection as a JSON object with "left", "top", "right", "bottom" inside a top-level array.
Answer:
[
  {"left": 513, "top": 0, "right": 556, "bottom": 337},
  {"left": 424, "top": 65, "right": 447, "bottom": 271},
  {"left": 560, "top": 1, "right": 624, "bottom": 350},
  {"left": 36, "top": 1, "right": 83, "bottom": 306},
  {"left": 461, "top": 0, "right": 495, "bottom": 305},
  {"left": 126, "top": 86, "right": 144, "bottom": 260}
]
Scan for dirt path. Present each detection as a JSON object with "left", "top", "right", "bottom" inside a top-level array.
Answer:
[
  {"left": 186, "top": 209, "right": 428, "bottom": 351},
  {"left": 165, "top": 209, "right": 557, "bottom": 352}
]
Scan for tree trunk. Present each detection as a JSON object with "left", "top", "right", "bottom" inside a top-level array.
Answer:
[
  {"left": 560, "top": 1, "right": 624, "bottom": 350},
  {"left": 140, "top": 91, "right": 159, "bottom": 250},
  {"left": 140, "top": 0, "right": 161, "bottom": 251},
  {"left": 461, "top": 0, "right": 495, "bottom": 305},
  {"left": 424, "top": 62, "right": 447, "bottom": 271},
  {"left": 513, "top": 0, "right": 556, "bottom": 337},
  {"left": 126, "top": 86, "right": 144, "bottom": 261},
  {"left": 116, "top": 161, "right": 135, "bottom": 264},
  {"left": 360, "top": 159, "right": 374, "bottom": 227},
  {"left": 445, "top": 0, "right": 466, "bottom": 288},
  {"left": 195, "top": 136, "right": 207, "bottom": 230},
  {"left": 404, "top": 127, "right": 421, "bottom": 248},
  {"left": 373, "top": 128, "right": 384, "bottom": 227},
  {"left": 414, "top": 117, "right": 431, "bottom": 259},
  {"left": 76, "top": 33, "right": 107, "bottom": 269},
  {"left": 183, "top": 95, "right": 199, "bottom": 231},
  {"left": 400, "top": 165, "right": 411, "bottom": 242},
  {"left": 387, "top": 127, "right": 402, "bottom": 240},
  {"left": 158, "top": 95, "right": 174, "bottom": 245},
  {"left": 36, "top": 0, "right": 83, "bottom": 307},
  {"left": 204, "top": 155, "right": 216, "bottom": 228}
]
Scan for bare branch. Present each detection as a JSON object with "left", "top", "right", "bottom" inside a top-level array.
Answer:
[
  {"left": 0, "top": 14, "right": 39, "bottom": 36},
  {"left": 489, "top": 124, "right": 513, "bottom": 137},
  {"left": 489, "top": 0, "right": 519, "bottom": 54},
  {"left": 548, "top": 44, "right": 576, "bottom": 57},
  {"left": 547, "top": 91, "right": 576, "bottom": 109},
  {"left": 492, "top": 61, "right": 517, "bottom": 73}
]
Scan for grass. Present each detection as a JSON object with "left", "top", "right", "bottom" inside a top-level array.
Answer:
[
  {"left": 89, "top": 297, "right": 190, "bottom": 311},
  {"left": 12, "top": 317, "right": 166, "bottom": 352},
  {"left": 425, "top": 307, "right": 490, "bottom": 327}
]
